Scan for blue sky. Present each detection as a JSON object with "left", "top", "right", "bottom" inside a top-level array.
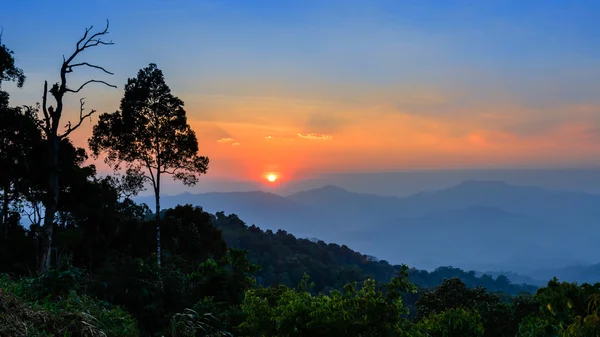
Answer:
[{"left": 3, "top": 0, "right": 600, "bottom": 187}]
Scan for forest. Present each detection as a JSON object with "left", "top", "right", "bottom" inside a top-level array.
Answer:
[{"left": 2, "top": 22, "right": 600, "bottom": 337}]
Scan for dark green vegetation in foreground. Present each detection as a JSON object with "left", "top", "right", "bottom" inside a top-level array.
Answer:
[{"left": 2, "top": 22, "right": 600, "bottom": 336}]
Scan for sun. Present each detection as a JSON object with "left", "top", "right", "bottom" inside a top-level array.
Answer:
[{"left": 266, "top": 174, "right": 277, "bottom": 182}]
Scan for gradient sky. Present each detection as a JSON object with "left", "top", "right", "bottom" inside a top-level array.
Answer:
[{"left": 3, "top": 0, "right": 600, "bottom": 188}]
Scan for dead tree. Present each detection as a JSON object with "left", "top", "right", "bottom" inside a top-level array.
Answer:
[{"left": 38, "top": 20, "right": 116, "bottom": 274}]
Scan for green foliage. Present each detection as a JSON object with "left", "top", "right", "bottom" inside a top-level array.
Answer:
[
  {"left": 239, "top": 269, "right": 416, "bottom": 337},
  {"left": 414, "top": 308, "right": 485, "bottom": 337},
  {"left": 416, "top": 277, "right": 518, "bottom": 336},
  {"left": 531, "top": 278, "right": 600, "bottom": 336},
  {"left": 0, "top": 275, "right": 138, "bottom": 337},
  {"left": 169, "top": 309, "right": 232, "bottom": 337},
  {"left": 515, "top": 315, "right": 554, "bottom": 337}
]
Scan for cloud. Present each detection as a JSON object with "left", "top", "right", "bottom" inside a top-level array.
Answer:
[
  {"left": 297, "top": 132, "right": 333, "bottom": 140},
  {"left": 217, "top": 137, "right": 241, "bottom": 146},
  {"left": 217, "top": 138, "right": 235, "bottom": 143}
]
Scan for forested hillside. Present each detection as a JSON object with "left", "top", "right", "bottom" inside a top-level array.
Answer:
[
  {"left": 211, "top": 211, "right": 538, "bottom": 296},
  {"left": 2, "top": 22, "right": 600, "bottom": 336}
]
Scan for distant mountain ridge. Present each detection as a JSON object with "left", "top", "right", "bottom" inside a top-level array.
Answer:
[{"left": 135, "top": 180, "right": 600, "bottom": 283}]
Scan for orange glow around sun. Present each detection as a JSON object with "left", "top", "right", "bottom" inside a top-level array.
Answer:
[{"left": 266, "top": 174, "right": 278, "bottom": 182}]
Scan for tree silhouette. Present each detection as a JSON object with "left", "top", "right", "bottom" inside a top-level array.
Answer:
[
  {"left": 0, "top": 34, "right": 26, "bottom": 95},
  {"left": 88, "top": 63, "right": 209, "bottom": 266},
  {"left": 36, "top": 21, "right": 116, "bottom": 274},
  {"left": 0, "top": 39, "right": 37, "bottom": 254}
]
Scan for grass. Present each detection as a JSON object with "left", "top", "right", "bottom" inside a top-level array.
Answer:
[{"left": 0, "top": 274, "right": 139, "bottom": 337}]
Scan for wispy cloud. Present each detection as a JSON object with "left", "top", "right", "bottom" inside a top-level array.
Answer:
[
  {"left": 217, "top": 137, "right": 241, "bottom": 146},
  {"left": 297, "top": 132, "right": 333, "bottom": 140},
  {"left": 217, "top": 137, "right": 235, "bottom": 143}
]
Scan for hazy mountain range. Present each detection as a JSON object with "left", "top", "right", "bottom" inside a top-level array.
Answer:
[
  {"left": 153, "top": 168, "right": 600, "bottom": 197},
  {"left": 135, "top": 180, "right": 600, "bottom": 284}
]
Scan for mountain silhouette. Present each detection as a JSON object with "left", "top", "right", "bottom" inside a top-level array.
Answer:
[{"left": 134, "top": 180, "right": 600, "bottom": 280}]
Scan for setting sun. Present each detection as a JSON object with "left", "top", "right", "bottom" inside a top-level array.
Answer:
[{"left": 266, "top": 174, "right": 278, "bottom": 182}]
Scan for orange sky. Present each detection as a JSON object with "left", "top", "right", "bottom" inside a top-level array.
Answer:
[
  {"left": 4, "top": 1, "right": 600, "bottom": 188},
  {"left": 56, "top": 84, "right": 600, "bottom": 187}
]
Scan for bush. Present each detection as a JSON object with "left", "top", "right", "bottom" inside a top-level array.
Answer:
[{"left": 0, "top": 275, "right": 139, "bottom": 337}]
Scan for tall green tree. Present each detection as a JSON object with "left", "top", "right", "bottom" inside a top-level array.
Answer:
[
  {"left": 88, "top": 63, "right": 209, "bottom": 266},
  {"left": 35, "top": 21, "right": 116, "bottom": 274}
]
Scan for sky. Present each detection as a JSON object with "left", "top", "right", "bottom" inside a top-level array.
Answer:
[{"left": 3, "top": 0, "right": 600, "bottom": 192}]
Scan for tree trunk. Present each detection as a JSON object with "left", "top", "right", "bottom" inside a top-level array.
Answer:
[
  {"left": 39, "top": 135, "right": 59, "bottom": 274},
  {"left": 1, "top": 182, "right": 9, "bottom": 262},
  {"left": 155, "top": 172, "right": 161, "bottom": 267},
  {"left": 1, "top": 182, "right": 9, "bottom": 240}
]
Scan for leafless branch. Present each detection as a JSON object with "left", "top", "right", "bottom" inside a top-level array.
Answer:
[
  {"left": 60, "top": 98, "right": 96, "bottom": 139},
  {"left": 85, "top": 38, "right": 114, "bottom": 48},
  {"left": 66, "top": 79, "right": 117, "bottom": 93},
  {"left": 26, "top": 201, "right": 43, "bottom": 227},
  {"left": 75, "top": 25, "right": 92, "bottom": 51},
  {"left": 66, "top": 62, "right": 114, "bottom": 75},
  {"left": 62, "top": 20, "right": 114, "bottom": 89},
  {"left": 83, "top": 20, "right": 112, "bottom": 48}
]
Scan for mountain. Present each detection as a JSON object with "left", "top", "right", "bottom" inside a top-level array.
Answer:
[
  {"left": 340, "top": 205, "right": 570, "bottom": 272},
  {"left": 138, "top": 191, "right": 326, "bottom": 237},
  {"left": 286, "top": 185, "right": 403, "bottom": 230},
  {"left": 211, "top": 211, "right": 538, "bottom": 297},
  {"left": 134, "top": 180, "right": 600, "bottom": 281},
  {"left": 398, "top": 180, "right": 600, "bottom": 223},
  {"left": 529, "top": 263, "right": 600, "bottom": 284},
  {"left": 476, "top": 271, "right": 546, "bottom": 287},
  {"left": 276, "top": 169, "right": 600, "bottom": 197}
]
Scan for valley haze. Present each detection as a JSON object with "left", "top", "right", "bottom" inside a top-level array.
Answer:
[{"left": 135, "top": 168, "right": 600, "bottom": 286}]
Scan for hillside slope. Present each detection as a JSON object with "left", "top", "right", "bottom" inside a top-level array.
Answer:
[{"left": 210, "top": 211, "right": 538, "bottom": 296}]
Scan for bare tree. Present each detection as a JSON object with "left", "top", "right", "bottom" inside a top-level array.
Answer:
[{"left": 37, "top": 20, "right": 116, "bottom": 274}]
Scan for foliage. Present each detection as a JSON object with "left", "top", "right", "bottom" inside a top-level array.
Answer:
[
  {"left": 88, "top": 62, "right": 210, "bottom": 266},
  {"left": 413, "top": 308, "right": 485, "bottom": 337},
  {"left": 0, "top": 38, "right": 26, "bottom": 90},
  {"left": 88, "top": 63, "right": 209, "bottom": 205},
  {"left": 169, "top": 309, "right": 232, "bottom": 337},
  {"left": 239, "top": 268, "right": 416, "bottom": 337},
  {"left": 416, "top": 277, "right": 519, "bottom": 336},
  {"left": 0, "top": 275, "right": 138, "bottom": 337}
]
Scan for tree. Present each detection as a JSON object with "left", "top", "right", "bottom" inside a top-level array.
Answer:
[
  {"left": 88, "top": 63, "right": 209, "bottom": 266},
  {"left": 416, "top": 277, "right": 517, "bottom": 337},
  {"left": 0, "top": 107, "right": 42, "bottom": 241},
  {"left": 0, "top": 33, "right": 26, "bottom": 104},
  {"left": 36, "top": 21, "right": 116, "bottom": 274},
  {"left": 413, "top": 308, "right": 485, "bottom": 337},
  {"left": 0, "top": 38, "right": 35, "bottom": 247}
]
